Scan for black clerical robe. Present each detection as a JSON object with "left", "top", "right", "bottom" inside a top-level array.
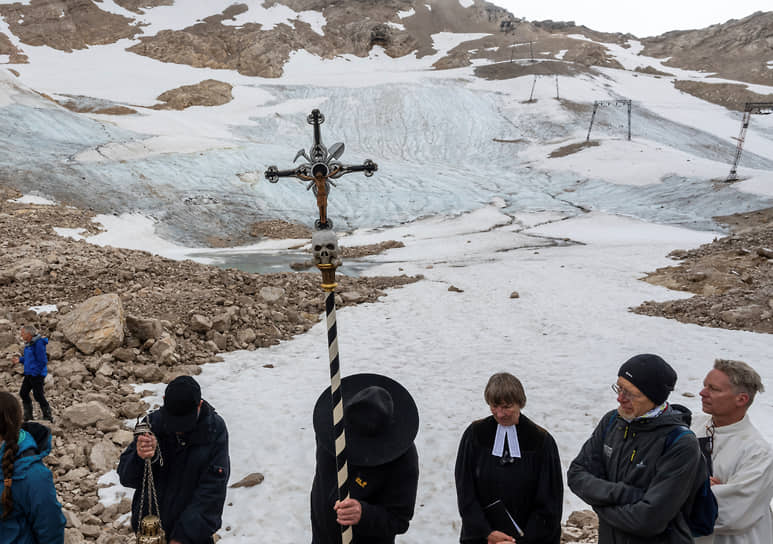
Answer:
[{"left": 455, "top": 414, "right": 563, "bottom": 544}]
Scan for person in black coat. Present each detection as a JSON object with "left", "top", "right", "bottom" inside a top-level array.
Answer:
[
  {"left": 455, "top": 372, "right": 563, "bottom": 544},
  {"left": 118, "top": 376, "right": 230, "bottom": 544},
  {"left": 310, "top": 373, "right": 420, "bottom": 544}
]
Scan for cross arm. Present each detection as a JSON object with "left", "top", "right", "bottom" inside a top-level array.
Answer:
[
  {"left": 328, "top": 159, "right": 378, "bottom": 179},
  {"left": 265, "top": 165, "right": 311, "bottom": 183}
]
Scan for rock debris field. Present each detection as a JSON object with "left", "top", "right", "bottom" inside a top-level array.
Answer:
[{"left": 1, "top": 183, "right": 770, "bottom": 542}]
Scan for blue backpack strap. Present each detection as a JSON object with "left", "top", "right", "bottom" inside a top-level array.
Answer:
[
  {"left": 602, "top": 412, "right": 618, "bottom": 440},
  {"left": 664, "top": 425, "right": 692, "bottom": 451}
]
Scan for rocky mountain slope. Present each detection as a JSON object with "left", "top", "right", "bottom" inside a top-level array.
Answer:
[
  {"left": 641, "top": 11, "right": 773, "bottom": 86},
  {"left": 634, "top": 207, "right": 773, "bottom": 334},
  {"left": 0, "top": 182, "right": 418, "bottom": 542}
]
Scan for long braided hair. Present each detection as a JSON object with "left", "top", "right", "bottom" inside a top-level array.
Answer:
[{"left": 0, "top": 392, "right": 22, "bottom": 519}]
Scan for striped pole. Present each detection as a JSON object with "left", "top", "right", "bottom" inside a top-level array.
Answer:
[{"left": 319, "top": 263, "right": 352, "bottom": 544}]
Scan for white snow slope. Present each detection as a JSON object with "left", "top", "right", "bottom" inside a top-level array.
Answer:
[{"left": 3, "top": 2, "right": 773, "bottom": 542}]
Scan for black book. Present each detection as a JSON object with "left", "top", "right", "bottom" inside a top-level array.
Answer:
[{"left": 484, "top": 499, "right": 524, "bottom": 538}]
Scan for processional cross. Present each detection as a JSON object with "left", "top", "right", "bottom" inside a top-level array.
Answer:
[
  {"left": 265, "top": 109, "right": 378, "bottom": 230},
  {"left": 264, "top": 109, "right": 378, "bottom": 544}
]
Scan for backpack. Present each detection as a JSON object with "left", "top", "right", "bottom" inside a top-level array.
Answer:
[
  {"left": 664, "top": 426, "right": 718, "bottom": 537},
  {"left": 600, "top": 414, "right": 718, "bottom": 537}
]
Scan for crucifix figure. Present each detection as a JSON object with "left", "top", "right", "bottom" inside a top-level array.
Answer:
[{"left": 265, "top": 109, "right": 378, "bottom": 230}]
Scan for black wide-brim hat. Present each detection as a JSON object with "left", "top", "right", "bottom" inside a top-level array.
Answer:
[{"left": 313, "top": 373, "right": 419, "bottom": 467}]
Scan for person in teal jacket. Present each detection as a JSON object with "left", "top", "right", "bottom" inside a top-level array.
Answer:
[
  {"left": 0, "top": 391, "right": 65, "bottom": 543},
  {"left": 12, "top": 325, "right": 53, "bottom": 422}
]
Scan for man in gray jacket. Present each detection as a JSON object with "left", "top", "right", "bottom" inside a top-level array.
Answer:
[{"left": 568, "top": 354, "right": 702, "bottom": 544}]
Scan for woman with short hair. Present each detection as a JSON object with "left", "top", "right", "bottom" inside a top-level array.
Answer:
[
  {"left": 455, "top": 373, "right": 563, "bottom": 544},
  {"left": 0, "top": 391, "right": 65, "bottom": 543}
]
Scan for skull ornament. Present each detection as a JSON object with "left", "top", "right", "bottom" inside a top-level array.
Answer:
[{"left": 312, "top": 230, "right": 342, "bottom": 268}]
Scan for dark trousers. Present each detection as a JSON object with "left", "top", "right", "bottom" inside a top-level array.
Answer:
[{"left": 19, "top": 374, "right": 50, "bottom": 411}]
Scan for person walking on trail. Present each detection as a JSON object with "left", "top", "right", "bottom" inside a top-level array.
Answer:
[
  {"left": 693, "top": 359, "right": 773, "bottom": 544},
  {"left": 0, "top": 391, "right": 66, "bottom": 543},
  {"left": 567, "top": 353, "right": 703, "bottom": 544},
  {"left": 117, "top": 375, "right": 230, "bottom": 544},
  {"left": 12, "top": 325, "right": 53, "bottom": 423}
]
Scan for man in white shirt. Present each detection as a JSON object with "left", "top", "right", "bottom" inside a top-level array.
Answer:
[{"left": 694, "top": 359, "right": 773, "bottom": 544}]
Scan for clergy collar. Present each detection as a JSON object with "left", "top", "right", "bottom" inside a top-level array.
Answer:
[{"left": 492, "top": 424, "right": 521, "bottom": 459}]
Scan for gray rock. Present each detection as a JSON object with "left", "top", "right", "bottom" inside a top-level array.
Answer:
[
  {"left": 64, "top": 527, "right": 85, "bottom": 544},
  {"left": 212, "top": 312, "right": 231, "bottom": 333},
  {"left": 190, "top": 314, "right": 212, "bottom": 333},
  {"left": 150, "top": 333, "right": 176, "bottom": 364},
  {"left": 58, "top": 294, "right": 125, "bottom": 355},
  {"left": 109, "top": 429, "right": 134, "bottom": 446},
  {"left": 88, "top": 440, "right": 121, "bottom": 472},
  {"left": 61, "top": 467, "right": 90, "bottom": 482},
  {"left": 230, "top": 472, "right": 265, "bottom": 488},
  {"left": 133, "top": 364, "right": 164, "bottom": 382},
  {"left": 112, "top": 347, "right": 136, "bottom": 362},
  {"left": 340, "top": 291, "right": 366, "bottom": 303},
  {"left": 63, "top": 401, "right": 115, "bottom": 428},
  {"left": 7, "top": 258, "right": 50, "bottom": 281},
  {"left": 259, "top": 286, "right": 285, "bottom": 304},
  {"left": 47, "top": 340, "right": 65, "bottom": 360},
  {"left": 126, "top": 314, "right": 163, "bottom": 341},
  {"left": 63, "top": 508, "right": 82, "bottom": 528},
  {"left": 54, "top": 359, "right": 89, "bottom": 377},
  {"left": 213, "top": 331, "right": 228, "bottom": 351},
  {"left": 236, "top": 328, "right": 256, "bottom": 345}
]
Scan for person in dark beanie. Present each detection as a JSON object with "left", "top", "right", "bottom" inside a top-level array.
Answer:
[
  {"left": 118, "top": 376, "right": 230, "bottom": 544},
  {"left": 310, "top": 373, "right": 419, "bottom": 544},
  {"left": 12, "top": 326, "right": 53, "bottom": 422},
  {"left": 567, "top": 354, "right": 703, "bottom": 544}
]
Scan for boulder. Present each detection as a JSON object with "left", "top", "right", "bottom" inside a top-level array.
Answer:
[
  {"left": 213, "top": 332, "right": 227, "bottom": 351},
  {"left": 212, "top": 312, "right": 231, "bottom": 333},
  {"left": 3, "top": 258, "right": 50, "bottom": 282},
  {"left": 190, "top": 314, "right": 212, "bottom": 333},
  {"left": 149, "top": 333, "right": 176, "bottom": 364},
  {"left": 125, "top": 315, "right": 163, "bottom": 341},
  {"left": 63, "top": 508, "right": 82, "bottom": 528},
  {"left": 259, "top": 286, "right": 285, "bottom": 303},
  {"left": 132, "top": 364, "right": 164, "bottom": 382},
  {"left": 63, "top": 401, "right": 115, "bottom": 428},
  {"left": 112, "top": 347, "right": 136, "bottom": 362},
  {"left": 58, "top": 294, "right": 125, "bottom": 355},
  {"left": 0, "top": 330, "right": 16, "bottom": 348},
  {"left": 47, "top": 340, "right": 65, "bottom": 360},
  {"left": 340, "top": 291, "right": 366, "bottom": 303},
  {"left": 54, "top": 359, "right": 89, "bottom": 377},
  {"left": 88, "top": 440, "right": 121, "bottom": 472},
  {"left": 236, "top": 328, "right": 256, "bottom": 345},
  {"left": 64, "top": 528, "right": 85, "bottom": 544}
]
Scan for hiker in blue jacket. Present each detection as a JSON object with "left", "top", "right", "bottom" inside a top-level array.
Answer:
[
  {"left": 0, "top": 391, "right": 66, "bottom": 544},
  {"left": 12, "top": 326, "right": 53, "bottom": 422}
]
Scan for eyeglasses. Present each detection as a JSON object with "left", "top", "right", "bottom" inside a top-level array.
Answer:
[{"left": 611, "top": 383, "right": 642, "bottom": 400}]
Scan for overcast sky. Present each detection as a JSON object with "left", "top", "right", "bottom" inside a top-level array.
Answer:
[{"left": 489, "top": 1, "right": 771, "bottom": 38}]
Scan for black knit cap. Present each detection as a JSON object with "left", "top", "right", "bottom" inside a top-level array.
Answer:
[
  {"left": 161, "top": 376, "right": 201, "bottom": 433},
  {"left": 618, "top": 354, "right": 677, "bottom": 405}
]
